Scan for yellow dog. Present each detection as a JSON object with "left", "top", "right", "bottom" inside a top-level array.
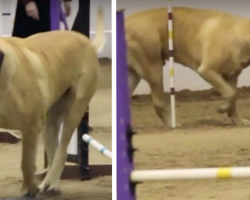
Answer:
[
  {"left": 0, "top": 6, "right": 106, "bottom": 197},
  {"left": 125, "top": 7, "right": 250, "bottom": 127}
]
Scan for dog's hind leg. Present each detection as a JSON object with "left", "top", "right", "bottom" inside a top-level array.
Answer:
[
  {"left": 134, "top": 57, "right": 173, "bottom": 127},
  {"left": 42, "top": 90, "right": 70, "bottom": 172},
  {"left": 129, "top": 50, "right": 180, "bottom": 127},
  {"left": 39, "top": 62, "right": 98, "bottom": 194},
  {"left": 128, "top": 68, "right": 141, "bottom": 96},
  {"left": 147, "top": 63, "right": 171, "bottom": 127}
]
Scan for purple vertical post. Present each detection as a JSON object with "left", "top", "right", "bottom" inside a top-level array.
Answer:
[
  {"left": 60, "top": 8, "right": 69, "bottom": 30},
  {"left": 117, "top": 10, "right": 136, "bottom": 200},
  {"left": 50, "top": 0, "right": 60, "bottom": 30}
]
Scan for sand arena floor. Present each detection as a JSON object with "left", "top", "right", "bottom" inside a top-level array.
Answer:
[
  {"left": 0, "top": 59, "right": 112, "bottom": 200},
  {"left": 131, "top": 87, "right": 250, "bottom": 200}
]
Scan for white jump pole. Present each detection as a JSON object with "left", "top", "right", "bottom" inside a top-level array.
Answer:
[
  {"left": 82, "top": 134, "right": 112, "bottom": 159},
  {"left": 131, "top": 167, "right": 250, "bottom": 182}
]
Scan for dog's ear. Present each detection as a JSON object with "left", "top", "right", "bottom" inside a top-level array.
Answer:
[{"left": 0, "top": 50, "right": 4, "bottom": 68}]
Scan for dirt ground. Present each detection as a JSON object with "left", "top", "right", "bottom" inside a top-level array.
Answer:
[
  {"left": 0, "top": 59, "right": 112, "bottom": 200},
  {"left": 0, "top": 131, "right": 112, "bottom": 200},
  {"left": 131, "top": 88, "right": 250, "bottom": 200}
]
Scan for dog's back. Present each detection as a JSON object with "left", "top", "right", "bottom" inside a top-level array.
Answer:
[
  {"left": 125, "top": 7, "right": 250, "bottom": 69},
  {"left": 25, "top": 30, "right": 95, "bottom": 72}
]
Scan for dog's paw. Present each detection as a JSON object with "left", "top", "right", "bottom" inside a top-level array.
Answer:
[
  {"left": 232, "top": 117, "right": 250, "bottom": 126},
  {"left": 38, "top": 180, "right": 61, "bottom": 196},
  {"left": 21, "top": 184, "right": 39, "bottom": 198}
]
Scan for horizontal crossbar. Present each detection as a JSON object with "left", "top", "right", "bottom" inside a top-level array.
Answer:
[{"left": 131, "top": 167, "right": 250, "bottom": 182}]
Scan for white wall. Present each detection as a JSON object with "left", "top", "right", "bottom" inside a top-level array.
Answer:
[
  {"left": 0, "top": 0, "right": 112, "bottom": 58},
  {"left": 118, "top": 0, "right": 250, "bottom": 95}
]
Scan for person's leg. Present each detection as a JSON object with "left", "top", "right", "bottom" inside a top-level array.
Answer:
[
  {"left": 12, "top": 0, "right": 41, "bottom": 37},
  {"left": 36, "top": 0, "right": 51, "bottom": 32},
  {"left": 12, "top": 0, "right": 51, "bottom": 38}
]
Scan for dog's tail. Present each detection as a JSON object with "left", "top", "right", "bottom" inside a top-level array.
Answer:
[{"left": 92, "top": 6, "right": 107, "bottom": 53}]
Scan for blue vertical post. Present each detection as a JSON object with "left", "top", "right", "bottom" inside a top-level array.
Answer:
[{"left": 117, "top": 10, "right": 136, "bottom": 200}]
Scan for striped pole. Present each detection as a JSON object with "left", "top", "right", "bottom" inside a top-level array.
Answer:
[
  {"left": 82, "top": 134, "right": 112, "bottom": 159},
  {"left": 167, "top": 0, "right": 176, "bottom": 128},
  {"left": 131, "top": 167, "right": 250, "bottom": 182}
]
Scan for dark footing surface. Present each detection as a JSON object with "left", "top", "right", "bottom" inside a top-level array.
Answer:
[
  {"left": 36, "top": 164, "right": 112, "bottom": 180},
  {"left": 0, "top": 132, "right": 21, "bottom": 144}
]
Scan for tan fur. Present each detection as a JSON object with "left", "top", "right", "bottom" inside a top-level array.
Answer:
[
  {"left": 0, "top": 6, "right": 106, "bottom": 197},
  {"left": 125, "top": 7, "right": 250, "bottom": 126}
]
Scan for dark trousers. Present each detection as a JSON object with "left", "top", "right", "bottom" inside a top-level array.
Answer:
[{"left": 12, "top": 0, "right": 51, "bottom": 38}]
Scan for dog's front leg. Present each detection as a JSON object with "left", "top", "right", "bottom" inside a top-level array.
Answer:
[
  {"left": 198, "top": 65, "right": 250, "bottom": 126},
  {"left": 21, "top": 125, "right": 41, "bottom": 197},
  {"left": 220, "top": 74, "right": 250, "bottom": 126}
]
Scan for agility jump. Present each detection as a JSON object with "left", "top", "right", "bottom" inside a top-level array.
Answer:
[
  {"left": 117, "top": 3, "right": 250, "bottom": 200},
  {"left": 83, "top": 134, "right": 112, "bottom": 160}
]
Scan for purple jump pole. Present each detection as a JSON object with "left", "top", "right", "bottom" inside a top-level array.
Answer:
[
  {"left": 50, "top": 0, "right": 60, "bottom": 30},
  {"left": 117, "top": 10, "right": 136, "bottom": 200}
]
